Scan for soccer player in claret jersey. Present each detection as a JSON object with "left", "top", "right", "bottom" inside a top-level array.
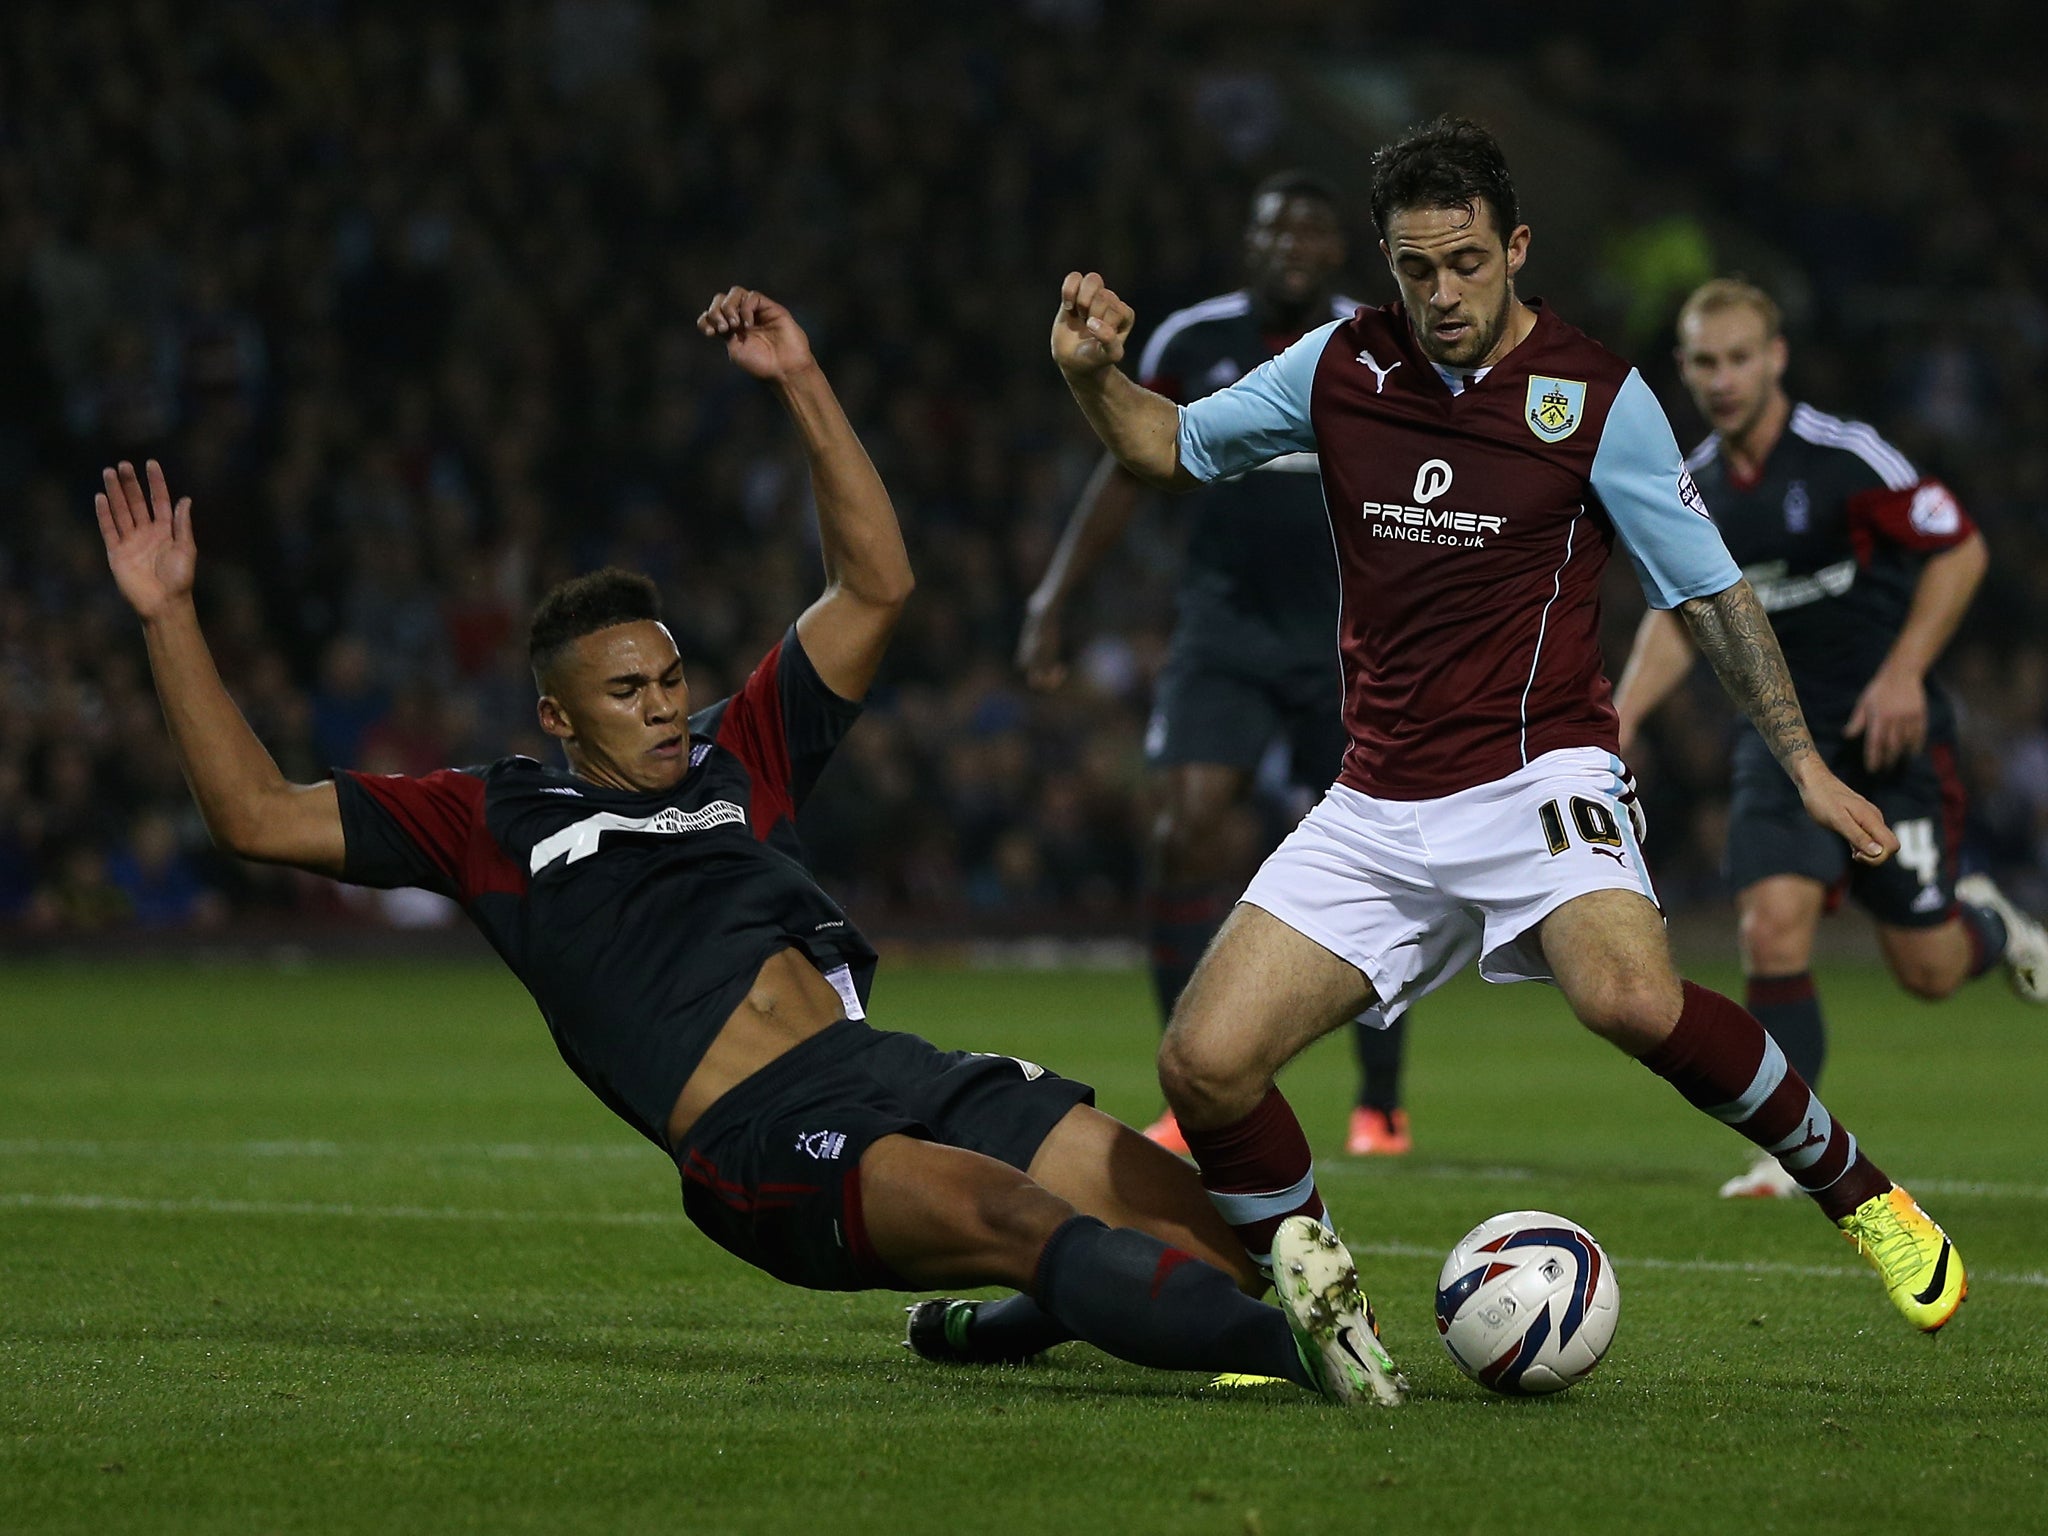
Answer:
[
  {"left": 1018, "top": 172, "right": 1414, "bottom": 1160},
  {"left": 93, "top": 289, "right": 1405, "bottom": 1407},
  {"left": 1052, "top": 117, "right": 1967, "bottom": 1336},
  {"left": 1615, "top": 278, "right": 2048, "bottom": 1199}
]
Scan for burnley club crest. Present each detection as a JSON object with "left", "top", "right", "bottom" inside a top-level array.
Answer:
[{"left": 1525, "top": 376, "right": 1587, "bottom": 443}]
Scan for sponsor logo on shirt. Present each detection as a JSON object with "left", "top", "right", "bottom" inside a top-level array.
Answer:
[
  {"left": 1413, "top": 458, "right": 1454, "bottom": 502},
  {"left": 1525, "top": 375, "right": 1587, "bottom": 442},
  {"left": 1362, "top": 461, "right": 1502, "bottom": 546},
  {"left": 1742, "top": 558, "right": 1856, "bottom": 612},
  {"left": 527, "top": 801, "right": 748, "bottom": 872}
]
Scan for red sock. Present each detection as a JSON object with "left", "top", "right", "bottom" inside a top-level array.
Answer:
[
  {"left": 1178, "top": 1088, "right": 1327, "bottom": 1272},
  {"left": 1641, "top": 982, "right": 1889, "bottom": 1220}
]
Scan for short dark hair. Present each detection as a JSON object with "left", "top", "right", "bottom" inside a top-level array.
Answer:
[
  {"left": 1251, "top": 169, "right": 1341, "bottom": 215},
  {"left": 528, "top": 567, "right": 662, "bottom": 682},
  {"left": 1368, "top": 116, "right": 1519, "bottom": 242}
]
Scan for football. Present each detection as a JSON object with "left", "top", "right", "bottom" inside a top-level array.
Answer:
[{"left": 1435, "top": 1211, "right": 1620, "bottom": 1395}]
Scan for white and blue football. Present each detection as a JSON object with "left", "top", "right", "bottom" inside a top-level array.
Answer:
[{"left": 1435, "top": 1211, "right": 1620, "bottom": 1395}]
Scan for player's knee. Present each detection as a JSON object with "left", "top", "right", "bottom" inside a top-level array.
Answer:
[
  {"left": 1571, "top": 972, "right": 1684, "bottom": 1050},
  {"left": 1150, "top": 802, "right": 1217, "bottom": 882},
  {"left": 1889, "top": 953, "right": 1962, "bottom": 1002},
  {"left": 1157, "top": 1026, "right": 1259, "bottom": 1123},
  {"left": 1738, "top": 908, "right": 1809, "bottom": 975}
]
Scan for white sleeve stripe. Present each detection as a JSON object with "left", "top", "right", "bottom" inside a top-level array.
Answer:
[
  {"left": 1788, "top": 404, "right": 1918, "bottom": 490},
  {"left": 1684, "top": 435, "right": 1721, "bottom": 472},
  {"left": 1135, "top": 290, "right": 1251, "bottom": 380}
]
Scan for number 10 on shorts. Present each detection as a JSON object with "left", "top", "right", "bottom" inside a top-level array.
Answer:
[{"left": 1538, "top": 796, "right": 1624, "bottom": 856}]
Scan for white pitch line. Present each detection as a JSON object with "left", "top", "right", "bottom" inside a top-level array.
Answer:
[
  {"left": 3, "top": 1143, "right": 2044, "bottom": 1202},
  {"left": 0, "top": 1139, "right": 649, "bottom": 1163},
  {"left": 0, "top": 1191, "right": 674, "bottom": 1226},
  {"left": 1315, "top": 1159, "right": 2048, "bottom": 1203},
  {"left": 1343, "top": 1238, "right": 2048, "bottom": 1289},
  {"left": 4, "top": 1189, "right": 2045, "bottom": 1291}
]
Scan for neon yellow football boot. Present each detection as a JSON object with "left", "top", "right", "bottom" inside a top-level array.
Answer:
[{"left": 1837, "top": 1185, "right": 1966, "bottom": 1333}]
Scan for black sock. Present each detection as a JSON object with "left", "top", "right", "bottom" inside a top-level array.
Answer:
[
  {"left": 1352, "top": 1009, "right": 1407, "bottom": 1111},
  {"left": 964, "top": 1294, "right": 1073, "bottom": 1360},
  {"left": 1745, "top": 972, "right": 1827, "bottom": 1090},
  {"left": 1959, "top": 901, "right": 2010, "bottom": 978},
  {"left": 1033, "top": 1216, "right": 1312, "bottom": 1388},
  {"left": 1146, "top": 885, "right": 1229, "bottom": 1027}
]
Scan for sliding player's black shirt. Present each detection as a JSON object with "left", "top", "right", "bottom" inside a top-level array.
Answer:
[
  {"left": 1686, "top": 402, "right": 1977, "bottom": 731},
  {"left": 332, "top": 626, "right": 876, "bottom": 1149}
]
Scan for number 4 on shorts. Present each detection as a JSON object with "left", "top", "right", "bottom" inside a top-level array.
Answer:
[
  {"left": 1537, "top": 796, "right": 1624, "bottom": 857},
  {"left": 1894, "top": 817, "right": 1939, "bottom": 886}
]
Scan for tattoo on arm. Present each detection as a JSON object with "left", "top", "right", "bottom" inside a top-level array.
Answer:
[{"left": 1678, "top": 579, "right": 1817, "bottom": 774}]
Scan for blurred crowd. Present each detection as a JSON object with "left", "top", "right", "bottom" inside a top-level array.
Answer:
[{"left": 3, "top": 0, "right": 2046, "bottom": 937}]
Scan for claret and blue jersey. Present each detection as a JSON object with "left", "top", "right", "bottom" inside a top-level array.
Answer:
[
  {"left": 331, "top": 625, "right": 878, "bottom": 1150},
  {"left": 1175, "top": 299, "right": 1743, "bottom": 800}
]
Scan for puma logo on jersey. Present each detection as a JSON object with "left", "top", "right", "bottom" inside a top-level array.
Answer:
[
  {"left": 529, "top": 801, "right": 748, "bottom": 872},
  {"left": 1356, "top": 349, "right": 1401, "bottom": 394}
]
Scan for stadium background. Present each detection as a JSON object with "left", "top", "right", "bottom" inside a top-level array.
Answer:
[{"left": 4, "top": 0, "right": 2045, "bottom": 946}]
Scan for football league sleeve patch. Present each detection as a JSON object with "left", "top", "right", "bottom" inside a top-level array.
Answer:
[
  {"left": 1591, "top": 370, "right": 1745, "bottom": 610},
  {"left": 1175, "top": 318, "right": 1336, "bottom": 483},
  {"left": 1846, "top": 479, "right": 1977, "bottom": 560}
]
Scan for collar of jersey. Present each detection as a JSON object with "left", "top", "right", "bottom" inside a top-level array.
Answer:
[{"left": 517, "top": 750, "right": 713, "bottom": 803}]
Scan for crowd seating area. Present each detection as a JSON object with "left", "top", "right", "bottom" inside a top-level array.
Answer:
[{"left": 4, "top": 0, "right": 2043, "bottom": 933}]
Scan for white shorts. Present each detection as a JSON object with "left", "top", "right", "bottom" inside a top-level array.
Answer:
[{"left": 1241, "top": 747, "right": 1657, "bottom": 1023}]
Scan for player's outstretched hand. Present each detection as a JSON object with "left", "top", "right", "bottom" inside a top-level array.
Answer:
[
  {"left": 698, "top": 287, "right": 815, "bottom": 382},
  {"left": 1052, "top": 272, "right": 1134, "bottom": 377},
  {"left": 1799, "top": 768, "right": 1898, "bottom": 866},
  {"left": 1843, "top": 664, "right": 1927, "bottom": 772},
  {"left": 95, "top": 459, "right": 195, "bottom": 623}
]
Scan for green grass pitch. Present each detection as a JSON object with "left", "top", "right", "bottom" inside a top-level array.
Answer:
[{"left": 2, "top": 957, "right": 2044, "bottom": 1534}]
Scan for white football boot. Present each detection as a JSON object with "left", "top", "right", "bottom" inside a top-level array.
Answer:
[
  {"left": 1956, "top": 873, "right": 2048, "bottom": 1002},
  {"left": 1270, "top": 1215, "right": 1409, "bottom": 1406},
  {"left": 1718, "top": 1154, "right": 1800, "bottom": 1199}
]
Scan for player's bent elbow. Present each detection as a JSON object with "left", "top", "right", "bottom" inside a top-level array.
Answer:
[{"left": 208, "top": 782, "right": 343, "bottom": 873}]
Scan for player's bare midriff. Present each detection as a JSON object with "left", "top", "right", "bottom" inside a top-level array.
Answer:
[{"left": 664, "top": 946, "right": 851, "bottom": 1145}]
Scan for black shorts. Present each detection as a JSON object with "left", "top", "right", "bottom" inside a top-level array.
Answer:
[
  {"left": 1145, "top": 638, "right": 1345, "bottom": 783},
  {"left": 673, "top": 1019, "right": 1094, "bottom": 1293},
  {"left": 1725, "top": 728, "right": 1969, "bottom": 927}
]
